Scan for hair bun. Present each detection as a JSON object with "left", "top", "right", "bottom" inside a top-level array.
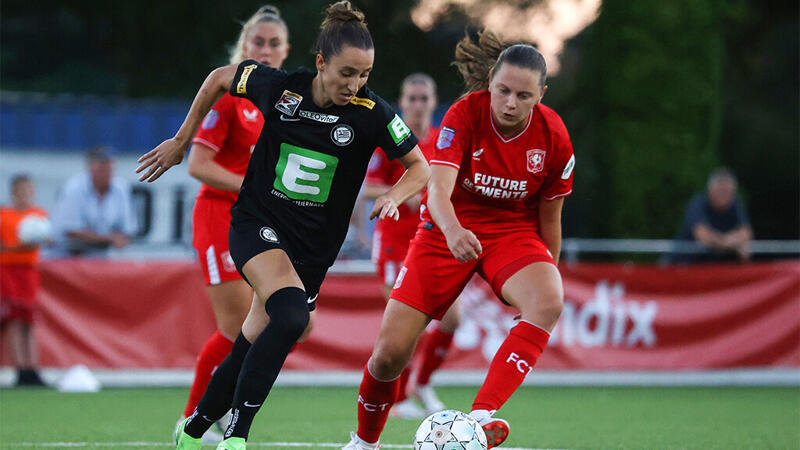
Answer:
[
  {"left": 256, "top": 4, "right": 281, "bottom": 17},
  {"left": 323, "top": 1, "right": 366, "bottom": 26}
]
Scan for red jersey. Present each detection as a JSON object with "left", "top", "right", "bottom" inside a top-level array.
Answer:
[
  {"left": 422, "top": 91, "right": 575, "bottom": 236},
  {"left": 366, "top": 125, "right": 438, "bottom": 241},
  {"left": 0, "top": 207, "right": 47, "bottom": 265},
  {"left": 192, "top": 93, "right": 263, "bottom": 203}
]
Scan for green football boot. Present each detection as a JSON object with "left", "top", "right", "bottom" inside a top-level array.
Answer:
[
  {"left": 174, "top": 417, "right": 202, "bottom": 450},
  {"left": 216, "top": 437, "right": 246, "bottom": 450}
]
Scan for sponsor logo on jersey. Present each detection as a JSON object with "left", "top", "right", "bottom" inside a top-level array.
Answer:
[
  {"left": 236, "top": 64, "right": 257, "bottom": 94},
  {"left": 259, "top": 226, "right": 279, "bottom": 243},
  {"left": 387, "top": 114, "right": 411, "bottom": 145},
  {"left": 526, "top": 149, "right": 546, "bottom": 173},
  {"left": 275, "top": 90, "right": 303, "bottom": 116},
  {"left": 561, "top": 154, "right": 575, "bottom": 179},
  {"left": 243, "top": 108, "right": 259, "bottom": 122},
  {"left": 274, "top": 143, "right": 340, "bottom": 203},
  {"left": 330, "top": 124, "right": 354, "bottom": 146},
  {"left": 437, "top": 127, "right": 456, "bottom": 149},
  {"left": 201, "top": 109, "right": 219, "bottom": 129},
  {"left": 349, "top": 96, "right": 375, "bottom": 109},
  {"left": 472, "top": 148, "right": 484, "bottom": 160},
  {"left": 299, "top": 109, "right": 339, "bottom": 123},
  {"left": 462, "top": 173, "right": 529, "bottom": 200}
]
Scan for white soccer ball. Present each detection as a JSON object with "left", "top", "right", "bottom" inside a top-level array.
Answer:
[
  {"left": 17, "top": 215, "right": 52, "bottom": 245},
  {"left": 414, "top": 409, "right": 487, "bottom": 450}
]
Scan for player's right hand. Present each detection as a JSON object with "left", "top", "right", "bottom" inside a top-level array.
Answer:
[
  {"left": 136, "top": 138, "right": 187, "bottom": 182},
  {"left": 443, "top": 225, "right": 482, "bottom": 263}
]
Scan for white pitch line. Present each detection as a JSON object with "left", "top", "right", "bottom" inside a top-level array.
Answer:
[{"left": 9, "top": 442, "right": 548, "bottom": 450}]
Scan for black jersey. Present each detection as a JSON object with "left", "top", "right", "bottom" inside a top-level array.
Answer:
[{"left": 229, "top": 60, "right": 418, "bottom": 267}]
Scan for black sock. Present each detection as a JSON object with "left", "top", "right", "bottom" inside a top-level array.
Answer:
[
  {"left": 225, "top": 287, "right": 309, "bottom": 440},
  {"left": 184, "top": 333, "right": 252, "bottom": 438}
]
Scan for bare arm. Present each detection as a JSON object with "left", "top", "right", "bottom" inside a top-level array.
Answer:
[
  {"left": 137, "top": 64, "right": 239, "bottom": 182},
  {"left": 369, "top": 146, "right": 430, "bottom": 221},
  {"left": 187, "top": 144, "right": 244, "bottom": 192},
  {"left": 65, "top": 230, "right": 129, "bottom": 248},
  {"left": 427, "top": 164, "right": 482, "bottom": 262},
  {"left": 539, "top": 198, "right": 564, "bottom": 265},
  {"left": 362, "top": 181, "right": 393, "bottom": 200}
]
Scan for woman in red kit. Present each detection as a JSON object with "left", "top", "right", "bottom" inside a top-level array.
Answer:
[
  {"left": 364, "top": 73, "right": 459, "bottom": 419},
  {"left": 346, "top": 31, "right": 575, "bottom": 449},
  {"left": 179, "top": 5, "right": 310, "bottom": 443}
]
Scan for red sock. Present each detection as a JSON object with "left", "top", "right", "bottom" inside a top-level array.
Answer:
[
  {"left": 357, "top": 363, "right": 399, "bottom": 444},
  {"left": 415, "top": 326, "right": 454, "bottom": 386},
  {"left": 472, "top": 321, "right": 549, "bottom": 412},
  {"left": 183, "top": 331, "right": 233, "bottom": 417},
  {"left": 396, "top": 367, "right": 412, "bottom": 402}
]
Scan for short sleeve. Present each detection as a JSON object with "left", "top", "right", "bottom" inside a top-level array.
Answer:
[
  {"left": 540, "top": 116, "right": 575, "bottom": 201},
  {"left": 684, "top": 195, "right": 709, "bottom": 228},
  {"left": 365, "top": 149, "right": 391, "bottom": 185},
  {"left": 430, "top": 99, "right": 470, "bottom": 170},
  {"left": 372, "top": 97, "right": 418, "bottom": 160},
  {"left": 193, "top": 94, "right": 234, "bottom": 152},
  {"left": 229, "top": 60, "right": 286, "bottom": 110}
]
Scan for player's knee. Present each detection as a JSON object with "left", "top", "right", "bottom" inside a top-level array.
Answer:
[
  {"left": 264, "top": 287, "right": 310, "bottom": 341},
  {"left": 540, "top": 290, "right": 564, "bottom": 323},
  {"left": 371, "top": 341, "right": 409, "bottom": 374}
]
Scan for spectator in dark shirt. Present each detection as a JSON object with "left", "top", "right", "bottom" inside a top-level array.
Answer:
[{"left": 674, "top": 168, "right": 752, "bottom": 263}]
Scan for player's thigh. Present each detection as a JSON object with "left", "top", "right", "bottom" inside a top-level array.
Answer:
[
  {"left": 500, "top": 262, "right": 563, "bottom": 330},
  {"left": 206, "top": 279, "right": 253, "bottom": 339},
  {"left": 241, "top": 249, "right": 304, "bottom": 306},
  {"left": 371, "top": 299, "right": 432, "bottom": 377}
]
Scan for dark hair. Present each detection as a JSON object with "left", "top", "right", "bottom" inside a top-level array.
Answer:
[
  {"left": 452, "top": 30, "right": 547, "bottom": 95},
  {"left": 313, "top": 1, "right": 373, "bottom": 60},
  {"left": 10, "top": 173, "right": 31, "bottom": 190},
  {"left": 230, "top": 5, "right": 289, "bottom": 64}
]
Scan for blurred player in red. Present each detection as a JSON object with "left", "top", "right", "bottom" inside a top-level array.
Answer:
[
  {"left": 0, "top": 174, "right": 50, "bottom": 387},
  {"left": 179, "top": 5, "right": 306, "bottom": 443},
  {"left": 364, "top": 73, "right": 458, "bottom": 418},
  {"left": 347, "top": 31, "right": 575, "bottom": 449}
]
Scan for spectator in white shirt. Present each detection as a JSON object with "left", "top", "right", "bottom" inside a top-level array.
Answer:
[{"left": 51, "top": 146, "right": 137, "bottom": 257}]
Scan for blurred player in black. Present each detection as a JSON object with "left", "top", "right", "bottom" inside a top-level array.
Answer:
[{"left": 137, "top": 2, "right": 430, "bottom": 449}]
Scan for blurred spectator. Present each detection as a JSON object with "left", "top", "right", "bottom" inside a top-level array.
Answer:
[
  {"left": 50, "top": 146, "right": 137, "bottom": 257},
  {"left": 1, "top": 174, "right": 51, "bottom": 386},
  {"left": 673, "top": 168, "right": 752, "bottom": 263}
]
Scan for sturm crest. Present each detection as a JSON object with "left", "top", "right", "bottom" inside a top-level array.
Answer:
[{"left": 414, "top": 410, "right": 487, "bottom": 450}]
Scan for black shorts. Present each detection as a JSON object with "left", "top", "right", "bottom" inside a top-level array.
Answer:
[{"left": 228, "top": 210, "right": 327, "bottom": 311}]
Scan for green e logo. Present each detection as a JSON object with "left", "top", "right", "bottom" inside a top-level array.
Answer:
[
  {"left": 274, "top": 143, "right": 339, "bottom": 203},
  {"left": 388, "top": 114, "right": 411, "bottom": 144}
]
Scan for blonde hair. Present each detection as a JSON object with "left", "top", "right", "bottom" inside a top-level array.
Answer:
[
  {"left": 453, "top": 30, "right": 547, "bottom": 95},
  {"left": 229, "top": 5, "right": 288, "bottom": 65},
  {"left": 313, "top": 1, "right": 373, "bottom": 60}
]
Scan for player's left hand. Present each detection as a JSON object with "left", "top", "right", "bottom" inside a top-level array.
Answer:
[
  {"left": 370, "top": 195, "right": 400, "bottom": 221},
  {"left": 136, "top": 137, "right": 187, "bottom": 182}
]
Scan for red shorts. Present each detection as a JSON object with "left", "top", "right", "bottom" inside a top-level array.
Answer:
[
  {"left": 192, "top": 196, "right": 242, "bottom": 286},
  {"left": 390, "top": 227, "right": 554, "bottom": 320},
  {"left": 371, "top": 228, "right": 413, "bottom": 286},
  {"left": 0, "top": 264, "right": 39, "bottom": 324}
]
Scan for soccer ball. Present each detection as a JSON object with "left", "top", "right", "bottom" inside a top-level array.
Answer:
[
  {"left": 414, "top": 410, "right": 487, "bottom": 450},
  {"left": 17, "top": 215, "right": 52, "bottom": 245}
]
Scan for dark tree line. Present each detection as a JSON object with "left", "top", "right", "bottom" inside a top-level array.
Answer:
[{"left": 2, "top": 0, "right": 797, "bottom": 238}]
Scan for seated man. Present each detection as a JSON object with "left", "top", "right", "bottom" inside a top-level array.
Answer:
[
  {"left": 673, "top": 168, "right": 752, "bottom": 263},
  {"left": 50, "top": 146, "right": 137, "bottom": 258}
]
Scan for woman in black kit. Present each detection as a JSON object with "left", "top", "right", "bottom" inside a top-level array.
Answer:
[{"left": 137, "top": 2, "right": 430, "bottom": 449}]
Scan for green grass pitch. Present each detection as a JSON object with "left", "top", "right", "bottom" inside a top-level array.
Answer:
[{"left": 1, "top": 386, "right": 798, "bottom": 449}]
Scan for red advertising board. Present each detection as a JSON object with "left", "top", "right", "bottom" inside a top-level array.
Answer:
[{"left": 3, "top": 260, "right": 798, "bottom": 371}]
